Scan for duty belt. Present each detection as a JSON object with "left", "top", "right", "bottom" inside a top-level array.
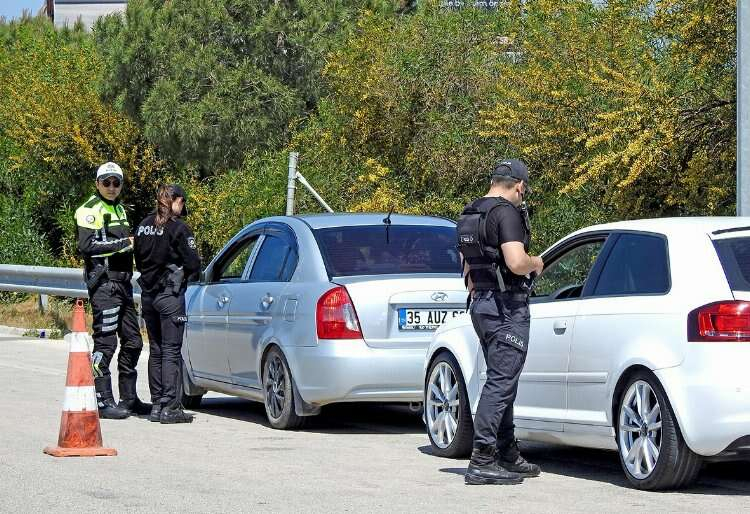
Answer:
[
  {"left": 471, "top": 289, "right": 529, "bottom": 302},
  {"left": 105, "top": 271, "right": 131, "bottom": 282}
]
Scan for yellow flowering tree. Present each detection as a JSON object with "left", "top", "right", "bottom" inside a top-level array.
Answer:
[
  {"left": 0, "top": 15, "right": 166, "bottom": 265},
  {"left": 482, "top": 0, "right": 736, "bottom": 219}
]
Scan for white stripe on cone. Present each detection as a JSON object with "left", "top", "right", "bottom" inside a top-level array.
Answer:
[
  {"left": 64, "top": 332, "right": 93, "bottom": 353},
  {"left": 62, "top": 386, "right": 98, "bottom": 412}
]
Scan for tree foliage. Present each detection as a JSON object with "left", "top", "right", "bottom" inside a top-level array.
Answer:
[
  {"left": 94, "top": 0, "right": 396, "bottom": 176},
  {"left": 482, "top": 0, "right": 736, "bottom": 218},
  {"left": 0, "top": 15, "right": 165, "bottom": 265},
  {"left": 265, "top": 0, "right": 736, "bottom": 250},
  {"left": 0, "top": 2, "right": 738, "bottom": 265}
]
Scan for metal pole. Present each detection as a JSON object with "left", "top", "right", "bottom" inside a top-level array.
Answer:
[
  {"left": 285, "top": 152, "right": 299, "bottom": 216},
  {"left": 296, "top": 173, "right": 335, "bottom": 213},
  {"left": 739, "top": 3, "right": 750, "bottom": 216}
]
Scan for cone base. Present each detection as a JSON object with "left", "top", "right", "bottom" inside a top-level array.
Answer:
[{"left": 43, "top": 445, "right": 117, "bottom": 457}]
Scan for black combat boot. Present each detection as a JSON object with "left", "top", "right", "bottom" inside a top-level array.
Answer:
[
  {"left": 496, "top": 439, "right": 541, "bottom": 478},
  {"left": 160, "top": 405, "right": 194, "bottom": 424},
  {"left": 465, "top": 444, "right": 524, "bottom": 485},
  {"left": 149, "top": 404, "right": 162, "bottom": 423},
  {"left": 94, "top": 376, "right": 130, "bottom": 420},
  {"left": 117, "top": 375, "right": 152, "bottom": 416}
]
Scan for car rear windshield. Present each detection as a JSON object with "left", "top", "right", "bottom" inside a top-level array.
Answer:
[
  {"left": 714, "top": 237, "right": 750, "bottom": 291},
  {"left": 314, "top": 224, "right": 461, "bottom": 277}
]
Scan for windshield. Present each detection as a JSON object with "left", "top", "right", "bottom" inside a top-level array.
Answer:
[{"left": 314, "top": 224, "right": 461, "bottom": 277}]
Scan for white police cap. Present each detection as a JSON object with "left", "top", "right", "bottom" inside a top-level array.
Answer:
[{"left": 96, "top": 162, "right": 123, "bottom": 181}]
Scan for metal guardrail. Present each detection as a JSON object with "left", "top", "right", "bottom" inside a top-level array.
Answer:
[{"left": 0, "top": 264, "right": 141, "bottom": 302}]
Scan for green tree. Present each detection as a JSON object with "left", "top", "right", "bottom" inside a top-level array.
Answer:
[
  {"left": 94, "top": 0, "right": 396, "bottom": 176},
  {"left": 0, "top": 15, "right": 165, "bottom": 265},
  {"left": 482, "top": 0, "right": 736, "bottom": 218},
  {"left": 291, "top": 4, "right": 519, "bottom": 214}
]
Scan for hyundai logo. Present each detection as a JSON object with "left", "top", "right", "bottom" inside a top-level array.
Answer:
[{"left": 431, "top": 292, "right": 448, "bottom": 302}]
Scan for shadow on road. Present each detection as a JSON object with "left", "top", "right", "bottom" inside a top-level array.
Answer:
[
  {"left": 194, "top": 396, "right": 748, "bottom": 495},
  {"left": 194, "top": 395, "right": 425, "bottom": 435},
  {"left": 425, "top": 441, "right": 750, "bottom": 495}
]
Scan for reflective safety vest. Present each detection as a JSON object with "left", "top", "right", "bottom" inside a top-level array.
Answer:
[{"left": 75, "top": 194, "right": 134, "bottom": 276}]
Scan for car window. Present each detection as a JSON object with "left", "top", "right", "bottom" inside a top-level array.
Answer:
[
  {"left": 216, "top": 236, "right": 259, "bottom": 282},
  {"left": 714, "top": 237, "right": 750, "bottom": 292},
  {"left": 314, "top": 225, "right": 461, "bottom": 277},
  {"left": 593, "top": 233, "right": 670, "bottom": 296},
  {"left": 249, "top": 234, "right": 297, "bottom": 282},
  {"left": 533, "top": 241, "right": 604, "bottom": 300}
]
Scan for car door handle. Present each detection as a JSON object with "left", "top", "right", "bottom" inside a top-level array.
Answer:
[
  {"left": 553, "top": 320, "right": 568, "bottom": 335},
  {"left": 217, "top": 295, "right": 230, "bottom": 308},
  {"left": 261, "top": 294, "right": 274, "bottom": 310}
]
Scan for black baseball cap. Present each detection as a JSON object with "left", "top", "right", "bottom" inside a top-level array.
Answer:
[
  {"left": 491, "top": 159, "right": 532, "bottom": 192},
  {"left": 170, "top": 184, "right": 188, "bottom": 216}
]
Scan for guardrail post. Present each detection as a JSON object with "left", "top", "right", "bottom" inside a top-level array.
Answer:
[{"left": 38, "top": 294, "right": 49, "bottom": 314}]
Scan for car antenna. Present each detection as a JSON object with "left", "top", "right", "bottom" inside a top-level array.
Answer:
[{"left": 383, "top": 206, "right": 394, "bottom": 244}]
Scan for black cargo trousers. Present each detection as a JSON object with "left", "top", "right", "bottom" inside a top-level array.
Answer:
[
  {"left": 470, "top": 289, "right": 530, "bottom": 452},
  {"left": 89, "top": 279, "right": 144, "bottom": 402},
  {"left": 141, "top": 288, "right": 187, "bottom": 409}
]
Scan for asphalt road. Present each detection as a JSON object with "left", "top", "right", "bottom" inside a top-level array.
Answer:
[{"left": 1, "top": 335, "right": 748, "bottom": 513}]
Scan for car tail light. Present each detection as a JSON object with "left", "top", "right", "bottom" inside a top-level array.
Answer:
[
  {"left": 688, "top": 301, "right": 750, "bottom": 342},
  {"left": 316, "top": 286, "right": 363, "bottom": 340}
]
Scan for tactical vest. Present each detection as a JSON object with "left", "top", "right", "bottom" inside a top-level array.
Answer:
[{"left": 457, "top": 197, "right": 531, "bottom": 292}]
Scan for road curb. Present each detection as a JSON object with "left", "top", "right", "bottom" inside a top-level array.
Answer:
[{"left": 0, "top": 324, "right": 62, "bottom": 338}]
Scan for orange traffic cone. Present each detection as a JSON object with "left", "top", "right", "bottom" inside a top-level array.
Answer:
[{"left": 43, "top": 300, "right": 117, "bottom": 457}]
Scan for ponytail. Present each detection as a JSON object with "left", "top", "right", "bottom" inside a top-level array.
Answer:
[{"left": 155, "top": 184, "right": 177, "bottom": 228}]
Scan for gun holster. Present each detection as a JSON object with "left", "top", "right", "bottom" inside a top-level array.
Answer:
[
  {"left": 85, "top": 265, "right": 108, "bottom": 291},
  {"left": 163, "top": 264, "right": 184, "bottom": 295}
]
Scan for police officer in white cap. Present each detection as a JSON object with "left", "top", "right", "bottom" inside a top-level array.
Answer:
[{"left": 74, "top": 162, "right": 150, "bottom": 419}]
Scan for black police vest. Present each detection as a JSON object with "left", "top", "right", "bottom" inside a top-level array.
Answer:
[{"left": 457, "top": 197, "right": 531, "bottom": 292}]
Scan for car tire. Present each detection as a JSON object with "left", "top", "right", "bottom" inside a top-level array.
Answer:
[
  {"left": 262, "top": 347, "right": 305, "bottom": 430},
  {"left": 425, "top": 352, "right": 473, "bottom": 458},
  {"left": 616, "top": 370, "right": 702, "bottom": 490}
]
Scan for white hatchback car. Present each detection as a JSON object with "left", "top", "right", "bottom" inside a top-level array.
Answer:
[{"left": 423, "top": 217, "right": 750, "bottom": 490}]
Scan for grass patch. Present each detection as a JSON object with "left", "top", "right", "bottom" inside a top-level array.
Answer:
[
  {"left": 0, "top": 295, "right": 149, "bottom": 342},
  {"left": 0, "top": 295, "right": 87, "bottom": 338}
]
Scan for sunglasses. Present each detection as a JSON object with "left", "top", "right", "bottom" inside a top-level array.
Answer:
[{"left": 100, "top": 178, "right": 122, "bottom": 188}]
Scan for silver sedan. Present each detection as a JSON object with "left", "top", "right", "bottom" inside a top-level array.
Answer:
[{"left": 181, "top": 214, "right": 466, "bottom": 429}]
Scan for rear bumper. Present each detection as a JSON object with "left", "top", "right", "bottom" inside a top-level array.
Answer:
[
  {"left": 284, "top": 340, "right": 426, "bottom": 406},
  {"left": 656, "top": 346, "right": 750, "bottom": 456}
]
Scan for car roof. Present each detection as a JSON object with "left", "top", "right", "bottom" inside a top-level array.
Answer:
[
  {"left": 291, "top": 213, "right": 456, "bottom": 229},
  {"left": 569, "top": 216, "right": 750, "bottom": 239}
]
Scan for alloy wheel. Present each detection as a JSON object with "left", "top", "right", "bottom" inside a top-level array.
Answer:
[
  {"left": 264, "top": 355, "right": 286, "bottom": 419},
  {"left": 618, "top": 380, "right": 663, "bottom": 479},
  {"left": 426, "top": 361, "right": 461, "bottom": 449}
]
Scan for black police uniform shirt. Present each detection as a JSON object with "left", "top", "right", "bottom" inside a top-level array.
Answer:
[
  {"left": 478, "top": 197, "right": 528, "bottom": 252},
  {"left": 134, "top": 214, "right": 201, "bottom": 293},
  {"left": 75, "top": 193, "right": 134, "bottom": 275}
]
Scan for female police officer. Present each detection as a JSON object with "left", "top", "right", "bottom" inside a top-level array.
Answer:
[{"left": 134, "top": 184, "right": 201, "bottom": 424}]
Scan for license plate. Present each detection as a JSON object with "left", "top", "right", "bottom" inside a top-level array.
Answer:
[{"left": 398, "top": 308, "right": 465, "bottom": 331}]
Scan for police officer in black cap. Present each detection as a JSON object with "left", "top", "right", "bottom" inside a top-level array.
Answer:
[
  {"left": 457, "top": 158, "right": 544, "bottom": 485},
  {"left": 134, "top": 184, "right": 201, "bottom": 423}
]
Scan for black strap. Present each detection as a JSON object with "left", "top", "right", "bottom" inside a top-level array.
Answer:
[
  {"left": 106, "top": 271, "right": 131, "bottom": 282},
  {"left": 472, "top": 290, "right": 529, "bottom": 302}
]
